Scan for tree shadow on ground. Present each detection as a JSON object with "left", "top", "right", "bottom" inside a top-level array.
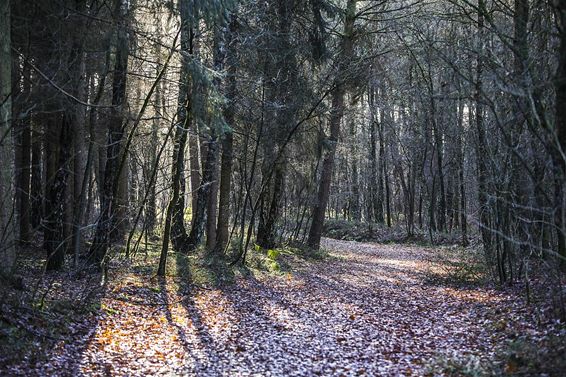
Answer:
[
  {"left": 0, "top": 246, "right": 107, "bottom": 376},
  {"left": 153, "top": 251, "right": 237, "bottom": 373}
]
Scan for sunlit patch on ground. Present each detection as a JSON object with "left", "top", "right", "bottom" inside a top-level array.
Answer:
[{"left": 25, "top": 239, "right": 562, "bottom": 376}]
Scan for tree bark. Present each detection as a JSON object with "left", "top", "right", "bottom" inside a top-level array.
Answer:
[
  {"left": 381, "top": 110, "right": 392, "bottom": 228},
  {"left": 89, "top": 0, "right": 130, "bottom": 266},
  {"left": 349, "top": 97, "right": 361, "bottom": 221},
  {"left": 307, "top": 0, "right": 356, "bottom": 250},
  {"left": 214, "top": 17, "right": 237, "bottom": 253},
  {"left": 13, "top": 55, "right": 31, "bottom": 244},
  {"left": 43, "top": 0, "right": 85, "bottom": 270},
  {"left": 475, "top": 0, "right": 493, "bottom": 266},
  {"left": 553, "top": 1, "right": 566, "bottom": 271},
  {"left": 457, "top": 94, "right": 468, "bottom": 246},
  {"left": 145, "top": 52, "right": 161, "bottom": 238},
  {"left": 186, "top": 139, "right": 216, "bottom": 251},
  {"left": 161, "top": 0, "right": 193, "bottom": 267},
  {"left": 30, "top": 119, "right": 42, "bottom": 229},
  {"left": 369, "top": 86, "right": 384, "bottom": 223},
  {"left": 0, "top": 0, "right": 16, "bottom": 279},
  {"left": 44, "top": 114, "right": 72, "bottom": 271}
]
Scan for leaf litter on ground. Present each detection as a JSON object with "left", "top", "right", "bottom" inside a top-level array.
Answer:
[{"left": 1, "top": 238, "right": 564, "bottom": 376}]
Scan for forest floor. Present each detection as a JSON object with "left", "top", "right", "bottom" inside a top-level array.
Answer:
[{"left": 1, "top": 238, "right": 565, "bottom": 376}]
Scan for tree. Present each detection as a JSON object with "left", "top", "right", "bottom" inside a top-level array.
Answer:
[
  {"left": 308, "top": 0, "right": 357, "bottom": 250},
  {"left": 553, "top": 1, "right": 566, "bottom": 271},
  {"left": 89, "top": 0, "right": 130, "bottom": 267},
  {"left": 0, "top": 0, "right": 16, "bottom": 280},
  {"left": 213, "top": 14, "right": 238, "bottom": 254}
]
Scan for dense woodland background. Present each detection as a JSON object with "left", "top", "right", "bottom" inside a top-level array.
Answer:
[{"left": 1, "top": 0, "right": 566, "bottom": 373}]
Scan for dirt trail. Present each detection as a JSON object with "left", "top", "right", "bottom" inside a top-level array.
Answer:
[{"left": 38, "top": 239, "right": 535, "bottom": 376}]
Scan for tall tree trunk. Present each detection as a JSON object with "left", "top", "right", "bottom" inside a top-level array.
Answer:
[
  {"left": 0, "top": 0, "right": 16, "bottom": 279},
  {"left": 183, "top": 52, "right": 213, "bottom": 251},
  {"left": 255, "top": 0, "right": 296, "bottom": 250},
  {"left": 89, "top": 0, "right": 129, "bottom": 266},
  {"left": 112, "top": 148, "right": 129, "bottom": 241},
  {"left": 213, "top": 16, "right": 237, "bottom": 253},
  {"left": 186, "top": 140, "right": 216, "bottom": 251},
  {"left": 160, "top": 1, "right": 193, "bottom": 269},
  {"left": 553, "top": 1, "right": 566, "bottom": 271},
  {"left": 349, "top": 97, "right": 361, "bottom": 221},
  {"left": 381, "top": 111, "right": 392, "bottom": 227},
  {"left": 431, "top": 101, "right": 446, "bottom": 232},
  {"left": 257, "top": 160, "right": 285, "bottom": 249},
  {"left": 475, "top": 0, "right": 494, "bottom": 267},
  {"left": 307, "top": 0, "right": 356, "bottom": 250},
  {"left": 205, "top": 26, "right": 226, "bottom": 251},
  {"left": 205, "top": 139, "right": 220, "bottom": 250},
  {"left": 44, "top": 114, "right": 72, "bottom": 271},
  {"left": 145, "top": 55, "right": 160, "bottom": 238},
  {"left": 30, "top": 118, "right": 42, "bottom": 229},
  {"left": 215, "top": 130, "right": 233, "bottom": 253},
  {"left": 170, "top": 128, "right": 190, "bottom": 253},
  {"left": 307, "top": 86, "right": 345, "bottom": 249},
  {"left": 14, "top": 60, "right": 31, "bottom": 244},
  {"left": 71, "top": 47, "right": 88, "bottom": 256},
  {"left": 159, "top": 109, "right": 190, "bottom": 273},
  {"left": 502, "top": 0, "right": 529, "bottom": 274},
  {"left": 457, "top": 95, "right": 468, "bottom": 246},
  {"left": 44, "top": 0, "right": 85, "bottom": 270},
  {"left": 189, "top": 130, "right": 201, "bottom": 212},
  {"left": 369, "top": 86, "right": 384, "bottom": 223}
]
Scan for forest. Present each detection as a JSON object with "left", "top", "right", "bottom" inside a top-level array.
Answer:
[{"left": 1, "top": 0, "right": 565, "bottom": 375}]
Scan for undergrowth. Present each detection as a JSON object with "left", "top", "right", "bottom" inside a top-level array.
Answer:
[
  {"left": 323, "top": 219, "right": 468, "bottom": 246},
  {"left": 425, "top": 352, "right": 494, "bottom": 376},
  {"left": 425, "top": 245, "right": 489, "bottom": 287},
  {"left": 243, "top": 243, "right": 327, "bottom": 274},
  {"left": 425, "top": 332, "right": 566, "bottom": 377}
]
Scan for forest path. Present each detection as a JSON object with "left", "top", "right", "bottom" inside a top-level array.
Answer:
[{"left": 44, "top": 239, "right": 532, "bottom": 376}]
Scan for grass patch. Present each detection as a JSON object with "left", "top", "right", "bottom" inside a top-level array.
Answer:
[
  {"left": 425, "top": 245, "right": 489, "bottom": 287},
  {"left": 169, "top": 248, "right": 235, "bottom": 288},
  {"left": 243, "top": 242, "right": 331, "bottom": 276}
]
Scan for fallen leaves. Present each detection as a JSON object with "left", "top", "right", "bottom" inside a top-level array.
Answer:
[{"left": 2, "top": 238, "right": 564, "bottom": 376}]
